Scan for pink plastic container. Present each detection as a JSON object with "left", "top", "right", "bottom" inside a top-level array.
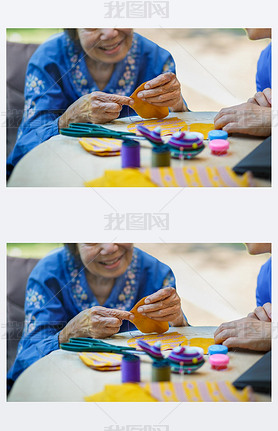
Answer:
[
  {"left": 209, "top": 353, "right": 229, "bottom": 370},
  {"left": 209, "top": 139, "right": 229, "bottom": 155}
]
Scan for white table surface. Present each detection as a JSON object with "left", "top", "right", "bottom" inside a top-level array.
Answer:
[
  {"left": 8, "top": 326, "right": 270, "bottom": 402},
  {"left": 8, "top": 112, "right": 269, "bottom": 187}
]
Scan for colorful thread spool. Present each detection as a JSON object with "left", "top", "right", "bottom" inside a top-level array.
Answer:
[
  {"left": 208, "top": 345, "right": 228, "bottom": 355},
  {"left": 151, "top": 146, "right": 171, "bottom": 167},
  {"left": 121, "top": 354, "right": 141, "bottom": 383},
  {"left": 209, "top": 139, "right": 229, "bottom": 156},
  {"left": 208, "top": 130, "right": 228, "bottom": 141},
  {"left": 151, "top": 360, "right": 171, "bottom": 382},
  {"left": 137, "top": 340, "right": 164, "bottom": 360},
  {"left": 121, "top": 139, "right": 140, "bottom": 168},
  {"left": 209, "top": 353, "right": 229, "bottom": 370},
  {"left": 136, "top": 125, "right": 164, "bottom": 145}
]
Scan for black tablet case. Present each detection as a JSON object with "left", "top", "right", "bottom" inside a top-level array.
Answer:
[
  {"left": 233, "top": 351, "right": 271, "bottom": 394},
  {"left": 233, "top": 136, "right": 271, "bottom": 180}
]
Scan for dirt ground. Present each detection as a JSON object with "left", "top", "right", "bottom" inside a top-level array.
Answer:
[
  {"left": 135, "top": 29, "right": 270, "bottom": 111},
  {"left": 136, "top": 243, "right": 271, "bottom": 326}
]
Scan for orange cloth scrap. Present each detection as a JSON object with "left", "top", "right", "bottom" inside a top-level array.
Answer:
[
  {"left": 84, "top": 168, "right": 157, "bottom": 187},
  {"left": 181, "top": 123, "right": 215, "bottom": 139},
  {"left": 79, "top": 137, "right": 121, "bottom": 156},
  {"left": 127, "top": 117, "right": 187, "bottom": 136},
  {"left": 79, "top": 352, "right": 122, "bottom": 371},
  {"left": 181, "top": 337, "right": 215, "bottom": 354},
  {"left": 127, "top": 331, "right": 188, "bottom": 351},
  {"left": 129, "top": 296, "right": 169, "bottom": 334},
  {"left": 130, "top": 82, "right": 169, "bottom": 119},
  {"left": 85, "top": 381, "right": 255, "bottom": 402},
  {"left": 85, "top": 167, "right": 254, "bottom": 188}
]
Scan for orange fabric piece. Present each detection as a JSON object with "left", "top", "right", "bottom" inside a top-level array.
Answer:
[
  {"left": 85, "top": 381, "right": 254, "bottom": 402},
  {"left": 130, "top": 82, "right": 169, "bottom": 119},
  {"left": 127, "top": 331, "right": 188, "bottom": 351},
  {"left": 79, "top": 352, "right": 122, "bottom": 371},
  {"left": 181, "top": 337, "right": 215, "bottom": 354},
  {"left": 79, "top": 137, "right": 121, "bottom": 156},
  {"left": 127, "top": 117, "right": 187, "bottom": 136},
  {"left": 181, "top": 123, "right": 215, "bottom": 139},
  {"left": 130, "top": 296, "right": 169, "bottom": 334}
]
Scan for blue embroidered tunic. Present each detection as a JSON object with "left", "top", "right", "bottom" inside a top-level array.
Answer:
[
  {"left": 7, "top": 247, "right": 176, "bottom": 389},
  {"left": 7, "top": 32, "right": 177, "bottom": 176}
]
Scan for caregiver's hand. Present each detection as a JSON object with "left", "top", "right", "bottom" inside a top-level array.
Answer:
[
  {"left": 248, "top": 88, "right": 272, "bottom": 107},
  {"left": 58, "top": 91, "right": 134, "bottom": 127},
  {"left": 58, "top": 306, "right": 134, "bottom": 343},
  {"left": 137, "top": 287, "right": 188, "bottom": 327},
  {"left": 136, "top": 72, "right": 188, "bottom": 112},
  {"left": 214, "top": 317, "right": 271, "bottom": 352},
  {"left": 214, "top": 102, "right": 271, "bottom": 137},
  {"left": 247, "top": 302, "right": 272, "bottom": 322}
]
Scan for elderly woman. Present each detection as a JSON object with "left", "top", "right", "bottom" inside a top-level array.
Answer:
[
  {"left": 7, "top": 243, "right": 187, "bottom": 390},
  {"left": 7, "top": 28, "right": 187, "bottom": 176}
]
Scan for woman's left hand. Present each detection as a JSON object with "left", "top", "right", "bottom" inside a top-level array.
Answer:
[
  {"left": 214, "top": 102, "right": 271, "bottom": 137},
  {"left": 137, "top": 287, "right": 187, "bottom": 326},
  {"left": 214, "top": 317, "right": 271, "bottom": 351},
  {"left": 136, "top": 72, "right": 187, "bottom": 112}
]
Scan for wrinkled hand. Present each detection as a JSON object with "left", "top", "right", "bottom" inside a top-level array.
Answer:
[
  {"left": 58, "top": 306, "right": 133, "bottom": 342},
  {"left": 214, "top": 102, "right": 271, "bottom": 137},
  {"left": 214, "top": 317, "right": 271, "bottom": 352},
  {"left": 137, "top": 287, "right": 188, "bottom": 327},
  {"left": 58, "top": 91, "right": 133, "bottom": 127},
  {"left": 247, "top": 302, "right": 272, "bottom": 322},
  {"left": 136, "top": 72, "right": 187, "bottom": 112},
  {"left": 248, "top": 88, "right": 271, "bottom": 107}
]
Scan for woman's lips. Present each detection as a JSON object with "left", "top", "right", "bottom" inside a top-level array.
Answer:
[
  {"left": 98, "top": 39, "right": 124, "bottom": 55},
  {"left": 98, "top": 254, "right": 124, "bottom": 269}
]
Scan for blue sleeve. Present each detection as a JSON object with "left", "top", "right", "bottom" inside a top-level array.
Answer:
[
  {"left": 7, "top": 275, "right": 67, "bottom": 388},
  {"left": 256, "top": 43, "right": 272, "bottom": 92},
  {"left": 7, "top": 60, "right": 68, "bottom": 175},
  {"left": 256, "top": 257, "right": 272, "bottom": 306}
]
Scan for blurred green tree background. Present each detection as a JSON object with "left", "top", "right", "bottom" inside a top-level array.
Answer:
[
  {"left": 7, "top": 243, "right": 62, "bottom": 258},
  {"left": 6, "top": 29, "right": 62, "bottom": 43}
]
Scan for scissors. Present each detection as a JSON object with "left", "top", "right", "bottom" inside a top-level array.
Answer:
[
  {"left": 60, "top": 123, "right": 138, "bottom": 140},
  {"left": 60, "top": 337, "right": 146, "bottom": 355}
]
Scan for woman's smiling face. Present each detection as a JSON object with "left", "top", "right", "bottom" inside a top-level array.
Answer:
[
  {"left": 77, "top": 29, "right": 133, "bottom": 64},
  {"left": 77, "top": 243, "right": 134, "bottom": 278}
]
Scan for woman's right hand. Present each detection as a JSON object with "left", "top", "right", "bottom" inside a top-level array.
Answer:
[
  {"left": 58, "top": 91, "right": 133, "bottom": 127},
  {"left": 214, "top": 317, "right": 271, "bottom": 351},
  {"left": 58, "top": 306, "right": 133, "bottom": 343}
]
